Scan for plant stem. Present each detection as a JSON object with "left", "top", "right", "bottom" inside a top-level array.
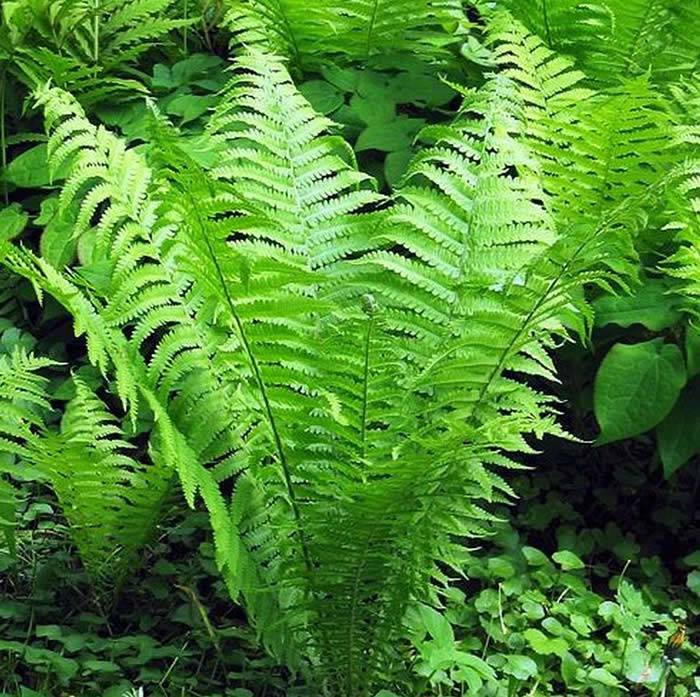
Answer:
[
  {"left": 0, "top": 67, "right": 7, "bottom": 206},
  {"left": 542, "top": 0, "right": 552, "bottom": 46},
  {"left": 183, "top": 0, "right": 189, "bottom": 54}
]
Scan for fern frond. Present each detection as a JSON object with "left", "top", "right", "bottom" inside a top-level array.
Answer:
[
  {"left": 29, "top": 378, "right": 174, "bottom": 588},
  {"left": 304, "top": 73, "right": 642, "bottom": 687},
  {"left": 208, "top": 52, "right": 383, "bottom": 262},
  {"left": 489, "top": 14, "right": 672, "bottom": 232},
  {"left": 500, "top": 0, "right": 700, "bottom": 86},
  {"left": 7, "top": 0, "right": 191, "bottom": 104},
  {"left": 0, "top": 349, "right": 55, "bottom": 557},
  {"left": 224, "top": 0, "right": 469, "bottom": 68},
  {"left": 3, "top": 84, "right": 300, "bottom": 661},
  {"left": 0, "top": 349, "right": 54, "bottom": 462},
  {"left": 663, "top": 160, "right": 700, "bottom": 307}
]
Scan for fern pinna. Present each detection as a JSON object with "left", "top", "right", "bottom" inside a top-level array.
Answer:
[{"left": 0, "top": 10, "right": 696, "bottom": 695}]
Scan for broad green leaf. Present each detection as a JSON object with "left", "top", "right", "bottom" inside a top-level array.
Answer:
[
  {"left": 384, "top": 149, "right": 413, "bottom": 188},
  {"left": 171, "top": 54, "right": 223, "bottom": 86},
  {"left": 0, "top": 203, "right": 28, "bottom": 242},
  {"left": 594, "top": 278, "right": 681, "bottom": 331},
  {"left": 389, "top": 72, "right": 456, "bottom": 106},
  {"left": 487, "top": 556, "right": 516, "bottom": 578},
  {"left": 300, "top": 80, "right": 344, "bottom": 114},
  {"left": 625, "top": 649, "right": 658, "bottom": 683},
  {"left": 454, "top": 652, "right": 496, "bottom": 679},
  {"left": 561, "top": 651, "right": 580, "bottom": 686},
  {"left": 682, "top": 551, "right": 700, "bottom": 567},
  {"left": 688, "top": 570, "right": 700, "bottom": 596},
  {"left": 417, "top": 604, "right": 454, "bottom": 647},
  {"left": 166, "top": 94, "right": 217, "bottom": 125},
  {"left": 523, "top": 628, "right": 568, "bottom": 656},
  {"left": 686, "top": 324, "right": 700, "bottom": 378},
  {"left": 503, "top": 654, "right": 538, "bottom": 680},
  {"left": 594, "top": 339, "right": 686, "bottom": 445},
  {"left": 38, "top": 198, "right": 77, "bottom": 268},
  {"left": 522, "top": 546, "right": 550, "bottom": 566},
  {"left": 3, "top": 145, "right": 51, "bottom": 188},
  {"left": 553, "top": 550, "right": 585, "bottom": 570},
  {"left": 355, "top": 118, "right": 424, "bottom": 152},
  {"left": 657, "top": 381, "right": 700, "bottom": 478},
  {"left": 589, "top": 667, "right": 619, "bottom": 686},
  {"left": 320, "top": 64, "right": 358, "bottom": 92},
  {"left": 350, "top": 93, "right": 396, "bottom": 124},
  {"left": 542, "top": 617, "right": 566, "bottom": 635},
  {"left": 152, "top": 63, "right": 177, "bottom": 89}
]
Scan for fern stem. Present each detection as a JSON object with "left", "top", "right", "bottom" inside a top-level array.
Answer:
[
  {"left": 93, "top": 0, "right": 100, "bottom": 65},
  {"left": 365, "top": 0, "right": 381, "bottom": 61},
  {"left": 471, "top": 229, "right": 586, "bottom": 414},
  {"left": 541, "top": 0, "right": 552, "bottom": 46},
  {"left": 360, "top": 313, "right": 374, "bottom": 454},
  {"left": 183, "top": 187, "right": 314, "bottom": 577}
]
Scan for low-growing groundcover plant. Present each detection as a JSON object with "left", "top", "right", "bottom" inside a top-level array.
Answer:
[{"left": 0, "top": 0, "right": 699, "bottom": 695}]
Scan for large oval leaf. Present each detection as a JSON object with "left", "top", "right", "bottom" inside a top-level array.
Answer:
[
  {"left": 594, "top": 339, "right": 686, "bottom": 445},
  {"left": 656, "top": 380, "right": 700, "bottom": 479}
]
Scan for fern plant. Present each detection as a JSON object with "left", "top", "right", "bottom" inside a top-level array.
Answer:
[{"left": 1, "top": 5, "right": 698, "bottom": 694}]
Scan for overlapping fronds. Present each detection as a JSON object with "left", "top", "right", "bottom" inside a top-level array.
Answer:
[
  {"left": 162, "top": 55, "right": 396, "bottom": 659},
  {"left": 30, "top": 379, "right": 174, "bottom": 587},
  {"left": 359, "top": 76, "right": 556, "bottom": 338},
  {"left": 3, "top": 0, "right": 191, "bottom": 103},
  {"left": 489, "top": 14, "right": 672, "bottom": 238},
  {"left": 0, "top": 349, "right": 55, "bottom": 558},
  {"left": 6, "top": 82, "right": 302, "bottom": 663},
  {"left": 0, "top": 30, "right": 683, "bottom": 694},
  {"left": 224, "top": 0, "right": 469, "bottom": 68},
  {"left": 499, "top": 0, "right": 700, "bottom": 87},
  {"left": 300, "top": 73, "right": 640, "bottom": 687}
]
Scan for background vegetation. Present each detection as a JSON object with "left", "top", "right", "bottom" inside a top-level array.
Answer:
[{"left": 0, "top": 1, "right": 699, "bottom": 695}]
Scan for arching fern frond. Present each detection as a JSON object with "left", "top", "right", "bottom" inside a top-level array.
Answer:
[
  {"left": 303, "top": 72, "right": 643, "bottom": 687},
  {"left": 489, "top": 14, "right": 672, "bottom": 234},
  {"left": 208, "top": 51, "right": 383, "bottom": 263},
  {"left": 4, "top": 83, "right": 299, "bottom": 664}
]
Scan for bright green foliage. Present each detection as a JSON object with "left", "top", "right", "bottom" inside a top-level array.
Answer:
[
  {"left": 594, "top": 339, "right": 687, "bottom": 445},
  {"left": 0, "top": 1, "right": 698, "bottom": 695},
  {"left": 0, "top": 345, "right": 175, "bottom": 587},
  {"left": 502, "top": 0, "right": 700, "bottom": 87},
  {"left": 224, "top": 0, "right": 471, "bottom": 68},
  {"left": 30, "top": 379, "right": 175, "bottom": 588},
  {"left": 0, "top": 349, "right": 54, "bottom": 465},
  {"left": 1, "top": 0, "right": 192, "bottom": 103}
]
